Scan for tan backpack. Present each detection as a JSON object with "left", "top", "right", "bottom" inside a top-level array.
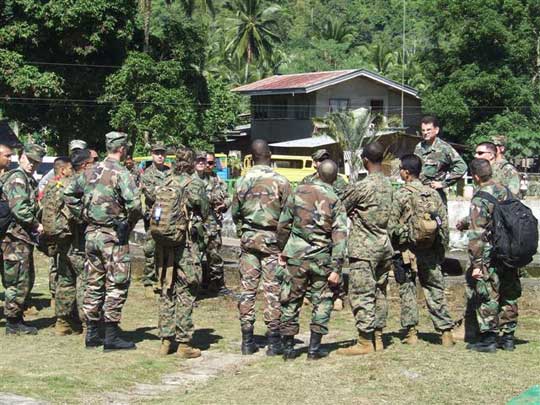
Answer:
[
  {"left": 41, "top": 180, "right": 71, "bottom": 241},
  {"left": 404, "top": 185, "right": 441, "bottom": 249}
]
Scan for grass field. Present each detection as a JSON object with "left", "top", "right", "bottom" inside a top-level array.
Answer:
[{"left": 0, "top": 251, "right": 539, "bottom": 404}]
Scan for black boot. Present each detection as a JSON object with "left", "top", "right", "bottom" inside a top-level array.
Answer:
[
  {"left": 307, "top": 331, "right": 328, "bottom": 360},
  {"left": 282, "top": 335, "right": 296, "bottom": 361},
  {"left": 103, "top": 322, "right": 136, "bottom": 352},
  {"left": 468, "top": 332, "right": 497, "bottom": 353},
  {"left": 266, "top": 331, "right": 284, "bottom": 356},
  {"left": 241, "top": 326, "right": 259, "bottom": 355},
  {"left": 498, "top": 332, "right": 515, "bottom": 351},
  {"left": 85, "top": 321, "right": 103, "bottom": 348},
  {"left": 6, "top": 316, "right": 38, "bottom": 335}
]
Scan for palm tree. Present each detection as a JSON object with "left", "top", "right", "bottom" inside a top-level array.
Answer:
[
  {"left": 138, "top": 0, "right": 152, "bottom": 53},
  {"left": 318, "top": 17, "right": 353, "bottom": 44},
  {"left": 224, "top": 0, "right": 282, "bottom": 82},
  {"left": 167, "top": 0, "right": 215, "bottom": 18}
]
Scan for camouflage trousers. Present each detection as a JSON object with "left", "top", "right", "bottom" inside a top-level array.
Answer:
[
  {"left": 348, "top": 258, "right": 390, "bottom": 333},
  {"left": 142, "top": 220, "right": 156, "bottom": 287},
  {"left": 238, "top": 250, "right": 281, "bottom": 332},
  {"left": 1, "top": 236, "right": 35, "bottom": 318},
  {"left": 498, "top": 267, "right": 521, "bottom": 333},
  {"left": 55, "top": 240, "right": 79, "bottom": 318},
  {"left": 201, "top": 230, "right": 225, "bottom": 289},
  {"left": 280, "top": 259, "right": 334, "bottom": 336},
  {"left": 398, "top": 255, "right": 454, "bottom": 331},
  {"left": 156, "top": 243, "right": 201, "bottom": 343},
  {"left": 69, "top": 248, "right": 86, "bottom": 322},
  {"left": 84, "top": 229, "right": 131, "bottom": 323},
  {"left": 49, "top": 255, "right": 57, "bottom": 299}
]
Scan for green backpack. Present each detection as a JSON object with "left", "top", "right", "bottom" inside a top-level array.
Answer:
[
  {"left": 150, "top": 176, "right": 192, "bottom": 246},
  {"left": 404, "top": 184, "right": 441, "bottom": 250},
  {"left": 41, "top": 179, "right": 71, "bottom": 241}
]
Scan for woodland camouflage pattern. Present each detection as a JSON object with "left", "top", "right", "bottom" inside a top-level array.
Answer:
[
  {"left": 492, "top": 159, "right": 520, "bottom": 197},
  {"left": 415, "top": 137, "right": 467, "bottom": 188},
  {"left": 277, "top": 179, "right": 347, "bottom": 336},
  {"left": 301, "top": 172, "right": 348, "bottom": 199}
]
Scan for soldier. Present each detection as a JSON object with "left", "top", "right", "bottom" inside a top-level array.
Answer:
[
  {"left": 193, "top": 151, "right": 232, "bottom": 296},
  {"left": 336, "top": 142, "right": 394, "bottom": 355},
  {"left": 277, "top": 160, "right": 347, "bottom": 360},
  {"left": 414, "top": 116, "right": 467, "bottom": 205},
  {"left": 0, "top": 144, "right": 13, "bottom": 175},
  {"left": 388, "top": 154, "right": 454, "bottom": 347},
  {"left": 231, "top": 139, "right": 292, "bottom": 356},
  {"left": 65, "top": 132, "right": 142, "bottom": 351},
  {"left": 464, "top": 159, "right": 510, "bottom": 353},
  {"left": 140, "top": 142, "right": 170, "bottom": 298},
  {"left": 157, "top": 147, "right": 209, "bottom": 358},
  {"left": 124, "top": 155, "right": 141, "bottom": 188},
  {"left": 302, "top": 149, "right": 348, "bottom": 199},
  {"left": 38, "top": 139, "right": 86, "bottom": 194},
  {"left": 2, "top": 143, "right": 45, "bottom": 335},
  {"left": 490, "top": 135, "right": 521, "bottom": 196}
]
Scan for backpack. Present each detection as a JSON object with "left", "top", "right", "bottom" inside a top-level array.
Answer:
[
  {"left": 41, "top": 179, "right": 71, "bottom": 241},
  {"left": 404, "top": 185, "right": 442, "bottom": 249},
  {"left": 475, "top": 189, "right": 538, "bottom": 268},
  {"left": 150, "top": 176, "right": 192, "bottom": 246},
  {"left": 0, "top": 170, "right": 17, "bottom": 240}
]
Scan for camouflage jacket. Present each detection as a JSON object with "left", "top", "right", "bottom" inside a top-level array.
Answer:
[
  {"left": 342, "top": 171, "right": 393, "bottom": 262},
  {"left": 231, "top": 164, "right": 292, "bottom": 255},
  {"left": 1, "top": 168, "right": 39, "bottom": 243},
  {"left": 64, "top": 157, "right": 142, "bottom": 229},
  {"left": 194, "top": 171, "right": 231, "bottom": 226},
  {"left": 141, "top": 163, "right": 170, "bottom": 214},
  {"left": 301, "top": 172, "right": 348, "bottom": 200},
  {"left": 468, "top": 180, "right": 509, "bottom": 269},
  {"left": 388, "top": 179, "right": 448, "bottom": 259},
  {"left": 492, "top": 159, "right": 520, "bottom": 197},
  {"left": 277, "top": 179, "right": 347, "bottom": 270},
  {"left": 414, "top": 137, "right": 466, "bottom": 187},
  {"left": 128, "top": 165, "right": 141, "bottom": 188}
]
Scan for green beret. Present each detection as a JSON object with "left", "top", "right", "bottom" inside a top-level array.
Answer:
[
  {"left": 24, "top": 143, "right": 46, "bottom": 162},
  {"left": 105, "top": 131, "right": 129, "bottom": 149},
  {"left": 312, "top": 149, "right": 330, "bottom": 162}
]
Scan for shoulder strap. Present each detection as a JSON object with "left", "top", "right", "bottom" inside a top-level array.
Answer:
[{"left": 474, "top": 190, "right": 499, "bottom": 205}]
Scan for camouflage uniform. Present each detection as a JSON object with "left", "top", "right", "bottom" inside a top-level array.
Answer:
[
  {"left": 301, "top": 172, "right": 348, "bottom": 200},
  {"left": 65, "top": 156, "right": 142, "bottom": 323},
  {"left": 467, "top": 181, "right": 511, "bottom": 333},
  {"left": 492, "top": 159, "right": 520, "bottom": 197},
  {"left": 277, "top": 179, "right": 347, "bottom": 337},
  {"left": 157, "top": 174, "right": 209, "bottom": 342},
  {"left": 388, "top": 179, "right": 454, "bottom": 332},
  {"left": 342, "top": 172, "right": 394, "bottom": 333},
  {"left": 414, "top": 137, "right": 467, "bottom": 205},
  {"left": 231, "top": 164, "right": 292, "bottom": 333},
  {"left": 127, "top": 165, "right": 141, "bottom": 188},
  {"left": 140, "top": 163, "right": 170, "bottom": 288}
]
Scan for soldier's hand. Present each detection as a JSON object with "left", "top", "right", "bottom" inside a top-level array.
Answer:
[
  {"left": 471, "top": 267, "right": 483, "bottom": 280},
  {"left": 327, "top": 271, "right": 340, "bottom": 286},
  {"left": 215, "top": 203, "right": 226, "bottom": 212},
  {"left": 35, "top": 223, "right": 44, "bottom": 235},
  {"left": 456, "top": 219, "right": 468, "bottom": 232},
  {"left": 430, "top": 181, "right": 444, "bottom": 190},
  {"left": 278, "top": 254, "right": 287, "bottom": 266}
]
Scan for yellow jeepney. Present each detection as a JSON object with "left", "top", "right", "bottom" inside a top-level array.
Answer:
[{"left": 242, "top": 154, "right": 315, "bottom": 182}]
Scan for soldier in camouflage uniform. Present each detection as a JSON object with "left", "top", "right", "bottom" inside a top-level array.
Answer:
[
  {"left": 0, "top": 144, "right": 13, "bottom": 176},
  {"left": 414, "top": 116, "right": 466, "bottom": 206},
  {"left": 65, "top": 132, "right": 142, "bottom": 351},
  {"left": 490, "top": 135, "right": 520, "bottom": 197},
  {"left": 232, "top": 139, "right": 292, "bottom": 356},
  {"left": 277, "top": 160, "right": 347, "bottom": 360},
  {"left": 193, "top": 151, "right": 232, "bottom": 296},
  {"left": 465, "top": 159, "right": 511, "bottom": 353},
  {"left": 1, "top": 143, "right": 45, "bottom": 335},
  {"left": 388, "top": 154, "right": 454, "bottom": 347},
  {"left": 124, "top": 155, "right": 141, "bottom": 188},
  {"left": 157, "top": 147, "right": 210, "bottom": 358},
  {"left": 302, "top": 149, "right": 348, "bottom": 199},
  {"left": 336, "top": 142, "right": 394, "bottom": 355},
  {"left": 140, "top": 142, "right": 170, "bottom": 298}
]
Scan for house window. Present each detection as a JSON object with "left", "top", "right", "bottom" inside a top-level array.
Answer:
[
  {"left": 329, "top": 98, "right": 349, "bottom": 113},
  {"left": 370, "top": 99, "right": 384, "bottom": 114}
]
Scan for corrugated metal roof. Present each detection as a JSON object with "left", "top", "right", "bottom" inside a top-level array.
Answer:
[{"left": 269, "top": 135, "right": 336, "bottom": 148}]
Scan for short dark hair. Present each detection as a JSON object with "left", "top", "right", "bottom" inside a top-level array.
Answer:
[
  {"left": 400, "top": 154, "right": 422, "bottom": 177},
  {"left": 53, "top": 156, "right": 71, "bottom": 175},
  {"left": 476, "top": 142, "right": 497, "bottom": 155},
  {"left": 361, "top": 141, "right": 384, "bottom": 163},
  {"left": 70, "top": 148, "right": 92, "bottom": 170},
  {"left": 421, "top": 115, "right": 440, "bottom": 128},
  {"left": 251, "top": 139, "right": 271, "bottom": 163},
  {"left": 470, "top": 158, "right": 492, "bottom": 182}
]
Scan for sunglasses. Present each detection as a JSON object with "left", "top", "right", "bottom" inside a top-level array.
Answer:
[
  {"left": 207, "top": 161, "right": 215, "bottom": 166},
  {"left": 475, "top": 150, "right": 491, "bottom": 155}
]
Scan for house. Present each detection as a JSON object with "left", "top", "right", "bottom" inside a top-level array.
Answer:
[{"left": 232, "top": 69, "right": 422, "bottom": 144}]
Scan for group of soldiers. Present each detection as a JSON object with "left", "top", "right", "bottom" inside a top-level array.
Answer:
[{"left": 0, "top": 113, "right": 524, "bottom": 358}]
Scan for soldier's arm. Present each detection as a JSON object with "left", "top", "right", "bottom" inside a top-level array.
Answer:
[
  {"left": 64, "top": 174, "right": 85, "bottom": 219},
  {"left": 330, "top": 199, "right": 348, "bottom": 273},
  {"left": 280, "top": 178, "right": 293, "bottom": 210},
  {"left": 387, "top": 191, "right": 408, "bottom": 246},
  {"left": 140, "top": 169, "right": 156, "bottom": 207},
  {"left": 188, "top": 180, "right": 210, "bottom": 220},
  {"left": 276, "top": 192, "right": 294, "bottom": 250},
  {"left": 5, "top": 174, "right": 39, "bottom": 228},
  {"left": 333, "top": 176, "right": 348, "bottom": 200},
  {"left": 443, "top": 146, "right": 466, "bottom": 187},
  {"left": 118, "top": 170, "right": 143, "bottom": 226},
  {"left": 505, "top": 165, "right": 521, "bottom": 196},
  {"left": 341, "top": 182, "right": 368, "bottom": 216},
  {"left": 467, "top": 197, "right": 490, "bottom": 269},
  {"left": 216, "top": 178, "right": 232, "bottom": 210},
  {"left": 437, "top": 193, "right": 449, "bottom": 246}
]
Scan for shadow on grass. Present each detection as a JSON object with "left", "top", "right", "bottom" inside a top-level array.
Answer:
[
  {"left": 28, "top": 315, "right": 56, "bottom": 330},
  {"left": 193, "top": 328, "right": 223, "bottom": 350},
  {"left": 123, "top": 326, "right": 159, "bottom": 343}
]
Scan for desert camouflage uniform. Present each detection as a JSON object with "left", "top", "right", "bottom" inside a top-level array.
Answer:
[
  {"left": 157, "top": 174, "right": 209, "bottom": 343},
  {"left": 65, "top": 157, "right": 142, "bottom": 323},
  {"left": 467, "top": 181, "right": 511, "bottom": 333},
  {"left": 414, "top": 137, "right": 466, "bottom": 205},
  {"left": 388, "top": 179, "right": 454, "bottom": 332},
  {"left": 232, "top": 165, "right": 292, "bottom": 333},
  {"left": 140, "top": 163, "right": 170, "bottom": 288},
  {"left": 342, "top": 172, "right": 393, "bottom": 333},
  {"left": 277, "top": 179, "right": 347, "bottom": 337}
]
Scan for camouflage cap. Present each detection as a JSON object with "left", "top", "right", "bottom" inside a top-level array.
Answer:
[
  {"left": 105, "top": 131, "right": 129, "bottom": 149},
  {"left": 312, "top": 149, "right": 330, "bottom": 162},
  {"left": 490, "top": 135, "right": 507, "bottom": 147},
  {"left": 195, "top": 151, "right": 207, "bottom": 160},
  {"left": 151, "top": 141, "right": 167, "bottom": 152},
  {"left": 24, "top": 143, "right": 46, "bottom": 162},
  {"left": 69, "top": 139, "right": 88, "bottom": 152}
]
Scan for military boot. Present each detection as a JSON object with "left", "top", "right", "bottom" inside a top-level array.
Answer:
[
  {"left": 241, "top": 326, "right": 258, "bottom": 355},
  {"left": 373, "top": 328, "right": 384, "bottom": 351},
  {"left": 403, "top": 327, "right": 418, "bottom": 345},
  {"left": 6, "top": 316, "right": 38, "bottom": 335},
  {"left": 468, "top": 332, "right": 497, "bottom": 353},
  {"left": 55, "top": 317, "right": 75, "bottom": 336},
  {"left": 85, "top": 321, "right": 103, "bottom": 348},
  {"left": 159, "top": 337, "right": 174, "bottom": 356},
  {"left": 441, "top": 330, "right": 454, "bottom": 347},
  {"left": 177, "top": 342, "right": 201, "bottom": 359},
  {"left": 336, "top": 331, "right": 374, "bottom": 356},
  {"left": 144, "top": 286, "right": 155, "bottom": 299},
  {"left": 282, "top": 335, "right": 296, "bottom": 361},
  {"left": 307, "top": 331, "right": 328, "bottom": 360},
  {"left": 103, "top": 322, "right": 136, "bottom": 352},
  {"left": 498, "top": 332, "right": 515, "bottom": 351},
  {"left": 266, "top": 331, "right": 284, "bottom": 356}
]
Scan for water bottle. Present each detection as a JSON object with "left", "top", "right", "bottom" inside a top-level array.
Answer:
[{"left": 154, "top": 203, "right": 162, "bottom": 222}]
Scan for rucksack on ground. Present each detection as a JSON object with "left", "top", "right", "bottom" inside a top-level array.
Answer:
[
  {"left": 150, "top": 176, "right": 192, "bottom": 246},
  {"left": 404, "top": 185, "right": 442, "bottom": 249},
  {"left": 475, "top": 189, "right": 538, "bottom": 268},
  {"left": 41, "top": 180, "right": 71, "bottom": 241}
]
